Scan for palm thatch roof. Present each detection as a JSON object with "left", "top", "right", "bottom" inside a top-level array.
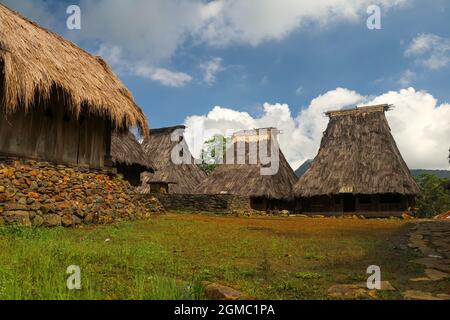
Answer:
[
  {"left": 111, "top": 132, "right": 153, "bottom": 169},
  {"left": 139, "top": 126, "right": 207, "bottom": 194},
  {"left": 0, "top": 4, "right": 148, "bottom": 136},
  {"left": 293, "top": 104, "right": 420, "bottom": 197},
  {"left": 195, "top": 128, "right": 298, "bottom": 199}
]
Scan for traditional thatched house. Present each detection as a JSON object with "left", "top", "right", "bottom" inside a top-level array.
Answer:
[
  {"left": 293, "top": 104, "right": 420, "bottom": 216},
  {"left": 195, "top": 128, "right": 298, "bottom": 211},
  {"left": 111, "top": 132, "right": 154, "bottom": 186},
  {"left": 0, "top": 4, "right": 148, "bottom": 168},
  {"left": 139, "top": 126, "right": 206, "bottom": 194}
]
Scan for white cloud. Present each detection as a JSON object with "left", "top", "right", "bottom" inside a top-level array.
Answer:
[
  {"left": 368, "top": 88, "right": 450, "bottom": 169},
  {"left": 198, "top": 0, "right": 406, "bottom": 46},
  {"left": 184, "top": 87, "right": 450, "bottom": 170},
  {"left": 78, "top": 0, "right": 205, "bottom": 64},
  {"left": 96, "top": 44, "right": 192, "bottom": 87},
  {"left": 405, "top": 33, "right": 450, "bottom": 70},
  {"left": 73, "top": 0, "right": 405, "bottom": 68},
  {"left": 96, "top": 44, "right": 126, "bottom": 72},
  {"left": 135, "top": 66, "right": 193, "bottom": 87},
  {"left": 200, "top": 57, "right": 224, "bottom": 85},
  {"left": 398, "top": 69, "right": 416, "bottom": 87},
  {"left": 2, "top": 0, "right": 407, "bottom": 87},
  {"left": 295, "top": 86, "right": 303, "bottom": 96}
]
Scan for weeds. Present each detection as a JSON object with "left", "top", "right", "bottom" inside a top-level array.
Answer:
[
  {"left": 258, "top": 251, "right": 272, "bottom": 280},
  {"left": 0, "top": 214, "right": 419, "bottom": 300},
  {"left": 295, "top": 271, "right": 322, "bottom": 280}
]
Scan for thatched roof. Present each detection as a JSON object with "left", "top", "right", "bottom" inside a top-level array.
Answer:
[
  {"left": 195, "top": 128, "right": 298, "bottom": 199},
  {"left": 146, "top": 170, "right": 178, "bottom": 184},
  {"left": 138, "top": 125, "right": 207, "bottom": 194},
  {"left": 111, "top": 132, "right": 153, "bottom": 169},
  {"left": 142, "top": 125, "right": 186, "bottom": 168},
  {"left": 293, "top": 104, "right": 420, "bottom": 197},
  {"left": 0, "top": 4, "right": 148, "bottom": 136}
]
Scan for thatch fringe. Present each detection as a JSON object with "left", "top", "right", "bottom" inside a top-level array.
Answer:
[
  {"left": 0, "top": 4, "right": 148, "bottom": 136},
  {"left": 293, "top": 104, "right": 420, "bottom": 197}
]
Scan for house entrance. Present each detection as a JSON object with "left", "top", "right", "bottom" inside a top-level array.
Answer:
[{"left": 343, "top": 194, "right": 356, "bottom": 212}]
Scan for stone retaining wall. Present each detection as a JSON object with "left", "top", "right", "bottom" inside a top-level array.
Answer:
[
  {"left": 0, "top": 159, "right": 163, "bottom": 227},
  {"left": 156, "top": 193, "right": 251, "bottom": 213}
]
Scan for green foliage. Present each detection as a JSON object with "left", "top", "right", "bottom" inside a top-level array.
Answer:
[
  {"left": 410, "top": 169, "right": 450, "bottom": 179},
  {"left": 415, "top": 173, "right": 450, "bottom": 217},
  {"left": 198, "top": 163, "right": 217, "bottom": 175},
  {"left": 199, "top": 134, "right": 230, "bottom": 174}
]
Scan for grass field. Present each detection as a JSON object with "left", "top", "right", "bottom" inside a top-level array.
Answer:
[{"left": 0, "top": 213, "right": 441, "bottom": 300}]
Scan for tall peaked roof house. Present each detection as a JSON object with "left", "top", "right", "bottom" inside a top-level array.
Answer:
[
  {"left": 139, "top": 126, "right": 206, "bottom": 194},
  {"left": 195, "top": 128, "right": 298, "bottom": 210},
  {"left": 293, "top": 104, "right": 420, "bottom": 216},
  {"left": 0, "top": 4, "right": 148, "bottom": 168}
]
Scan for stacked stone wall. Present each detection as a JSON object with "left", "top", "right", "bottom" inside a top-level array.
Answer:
[
  {"left": 0, "top": 159, "right": 163, "bottom": 227},
  {"left": 156, "top": 193, "right": 251, "bottom": 213}
]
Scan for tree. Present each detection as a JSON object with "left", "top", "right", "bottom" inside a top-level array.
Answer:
[
  {"left": 199, "top": 134, "right": 230, "bottom": 174},
  {"left": 415, "top": 173, "right": 450, "bottom": 217}
]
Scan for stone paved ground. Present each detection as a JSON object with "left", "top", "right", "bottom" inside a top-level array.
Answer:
[
  {"left": 404, "top": 220, "right": 450, "bottom": 299},
  {"left": 326, "top": 219, "right": 450, "bottom": 300}
]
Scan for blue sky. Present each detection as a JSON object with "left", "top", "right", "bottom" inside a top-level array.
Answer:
[{"left": 2, "top": 0, "right": 449, "bottom": 169}]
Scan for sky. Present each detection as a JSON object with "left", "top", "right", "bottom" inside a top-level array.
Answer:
[{"left": 2, "top": 0, "right": 449, "bottom": 170}]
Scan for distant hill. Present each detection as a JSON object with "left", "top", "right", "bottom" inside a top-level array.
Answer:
[
  {"left": 410, "top": 169, "right": 450, "bottom": 178},
  {"left": 294, "top": 159, "right": 313, "bottom": 177}
]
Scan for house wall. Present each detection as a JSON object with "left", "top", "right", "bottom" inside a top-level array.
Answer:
[
  {"left": 298, "top": 194, "right": 414, "bottom": 215},
  {"left": 298, "top": 195, "right": 342, "bottom": 212},
  {"left": 0, "top": 102, "right": 110, "bottom": 168},
  {"left": 250, "top": 197, "right": 295, "bottom": 211},
  {"left": 115, "top": 163, "right": 146, "bottom": 187}
]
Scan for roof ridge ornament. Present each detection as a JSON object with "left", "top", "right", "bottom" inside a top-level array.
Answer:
[{"left": 325, "top": 104, "right": 393, "bottom": 117}]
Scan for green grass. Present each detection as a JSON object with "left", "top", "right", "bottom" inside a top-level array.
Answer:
[
  {"left": 0, "top": 213, "right": 438, "bottom": 300},
  {"left": 0, "top": 221, "right": 201, "bottom": 299}
]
